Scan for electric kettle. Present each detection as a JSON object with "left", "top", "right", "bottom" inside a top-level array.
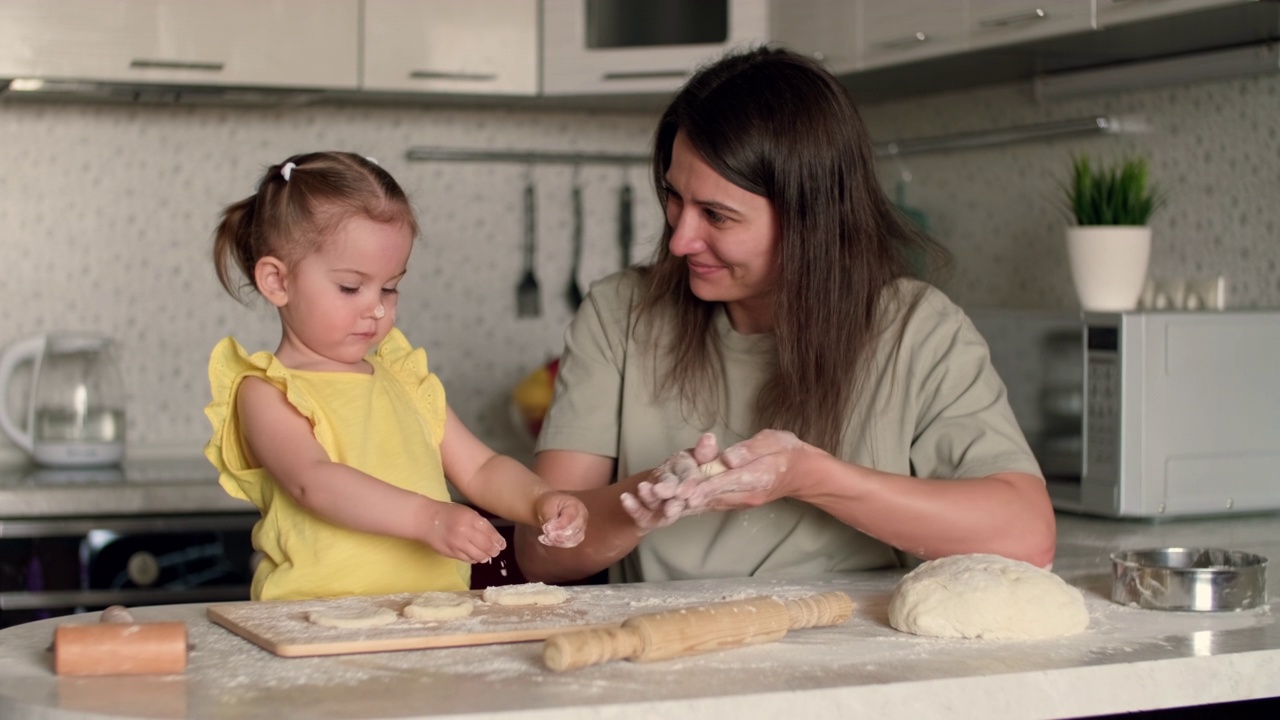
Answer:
[{"left": 0, "top": 334, "right": 126, "bottom": 467}]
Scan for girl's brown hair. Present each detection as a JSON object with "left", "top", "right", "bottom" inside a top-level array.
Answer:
[
  {"left": 638, "top": 46, "right": 952, "bottom": 455},
  {"left": 212, "top": 151, "right": 419, "bottom": 303}
]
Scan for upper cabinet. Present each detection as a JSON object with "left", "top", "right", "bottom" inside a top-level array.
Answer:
[
  {"left": 0, "top": 0, "right": 359, "bottom": 89},
  {"left": 966, "top": 0, "right": 1093, "bottom": 51},
  {"left": 362, "top": 0, "right": 538, "bottom": 96},
  {"left": 1094, "top": 0, "right": 1249, "bottom": 27},
  {"left": 858, "top": 0, "right": 969, "bottom": 70}
]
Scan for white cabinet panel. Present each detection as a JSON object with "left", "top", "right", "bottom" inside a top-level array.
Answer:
[
  {"left": 0, "top": 0, "right": 358, "bottom": 89},
  {"left": 363, "top": 0, "right": 538, "bottom": 96},
  {"left": 541, "top": 0, "right": 771, "bottom": 96},
  {"left": 966, "top": 0, "right": 1093, "bottom": 51},
  {"left": 859, "top": 0, "right": 968, "bottom": 70},
  {"left": 1095, "top": 0, "right": 1252, "bottom": 28}
]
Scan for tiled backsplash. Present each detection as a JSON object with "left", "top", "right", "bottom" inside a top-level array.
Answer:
[{"left": 1, "top": 71, "right": 1277, "bottom": 462}]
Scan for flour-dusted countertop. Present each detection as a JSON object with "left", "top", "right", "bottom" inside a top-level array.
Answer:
[
  {"left": 0, "top": 456, "right": 251, "bottom": 519},
  {"left": 0, "top": 513, "right": 1278, "bottom": 719}
]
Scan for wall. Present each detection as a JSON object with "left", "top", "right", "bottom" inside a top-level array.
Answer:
[
  {"left": 1, "top": 69, "right": 1277, "bottom": 463},
  {"left": 0, "top": 101, "right": 663, "bottom": 463}
]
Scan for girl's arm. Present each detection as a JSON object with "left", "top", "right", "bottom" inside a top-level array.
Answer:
[
  {"left": 513, "top": 449, "right": 655, "bottom": 584},
  {"left": 236, "top": 377, "right": 504, "bottom": 563},
  {"left": 439, "top": 406, "right": 587, "bottom": 548}
]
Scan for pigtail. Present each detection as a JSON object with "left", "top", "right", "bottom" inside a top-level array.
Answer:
[{"left": 212, "top": 194, "right": 260, "bottom": 304}]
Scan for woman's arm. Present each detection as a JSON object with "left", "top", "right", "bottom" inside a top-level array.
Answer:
[
  {"left": 666, "top": 430, "right": 1056, "bottom": 567},
  {"left": 441, "top": 407, "right": 587, "bottom": 548},
  {"left": 236, "top": 377, "right": 505, "bottom": 563},
  {"left": 514, "top": 449, "right": 659, "bottom": 583}
]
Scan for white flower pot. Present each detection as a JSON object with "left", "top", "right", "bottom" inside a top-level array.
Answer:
[{"left": 1065, "top": 226, "right": 1152, "bottom": 312}]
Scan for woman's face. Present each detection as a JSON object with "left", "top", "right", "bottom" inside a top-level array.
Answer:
[{"left": 663, "top": 131, "right": 780, "bottom": 334}]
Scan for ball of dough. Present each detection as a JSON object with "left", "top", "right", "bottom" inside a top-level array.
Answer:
[
  {"left": 308, "top": 606, "right": 398, "bottom": 629},
  {"left": 888, "top": 554, "right": 1089, "bottom": 640},
  {"left": 481, "top": 582, "right": 570, "bottom": 606},
  {"left": 699, "top": 459, "right": 728, "bottom": 477},
  {"left": 403, "top": 593, "right": 475, "bottom": 622}
]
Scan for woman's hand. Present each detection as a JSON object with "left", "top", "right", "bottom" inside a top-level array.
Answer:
[
  {"left": 534, "top": 491, "right": 588, "bottom": 548},
  {"left": 420, "top": 501, "right": 507, "bottom": 564},
  {"left": 685, "top": 430, "right": 822, "bottom": 511},
  {"left": 621, "top": 433, "right": 721, "bottom": 532}
]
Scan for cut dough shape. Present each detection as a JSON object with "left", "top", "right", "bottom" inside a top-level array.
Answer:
[
  {"left": 481, "top": 582, "right": 570, "bottom": 606},
  {"left": 403, "top": 593, "right": 475, "bottom": 622},
  {"left": 889, "top": 553, "right": 1088, "bottom": 640},
  {"left": 307, "top": 606, "right": 398, "bottom": 629},
  {"left": 699, "top": 459, "right": 728, "bottom": 477}
]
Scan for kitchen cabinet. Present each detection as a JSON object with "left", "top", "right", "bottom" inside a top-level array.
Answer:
[
  {"left": 362, "top": 0, "right": 538, "bottom": 96},
  {"left": 0, "top": 0, "right": 358, "bottom": 89},
  {"left": 1095, "top": 0, "right": 1254, "bottom": 28},
  {"left": 858, "top": 0, "right": 969, "bottom": 70},
  {"left": 966, "top": 0, "right": 1093, "bottom": 51}
]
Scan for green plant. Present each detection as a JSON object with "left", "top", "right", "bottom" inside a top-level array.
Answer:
[{"left": 1065, "top": 154, "right": 1164, "bottom": 226}]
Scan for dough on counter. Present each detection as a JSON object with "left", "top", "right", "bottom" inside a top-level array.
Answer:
[
  {"left": 481, "top": 582, "right": 570, "bottom": 606},
  {"left": 403, "top": 593, "right": 475, "bottom": 621},
  {"left": 699, "top": 459, "right": 728, "bottom": 477},
  {"left": 888, "top": 553, "right": 1089, "bottom": 640},
  {"left": 307, "top": 606, "right": 398, "bottom": 629}
]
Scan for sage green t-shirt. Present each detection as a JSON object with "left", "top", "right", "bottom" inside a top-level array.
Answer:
[{"left": 536, "top": 271, "right": 1042, "bottom": 583}]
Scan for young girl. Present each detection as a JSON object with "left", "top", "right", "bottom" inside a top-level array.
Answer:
[{"left": 204, "top": 151, "right": 587, "bottom": 601}]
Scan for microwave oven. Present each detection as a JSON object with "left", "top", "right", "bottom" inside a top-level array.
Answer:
[{"left": 969, "top": 309, "right": 1280, "bottom": 519}]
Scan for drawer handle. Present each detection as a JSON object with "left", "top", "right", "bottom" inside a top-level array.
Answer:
[
  {"left": 130, "top": 59, "right": 225, "bottom": 72},
  {"left": 978, "top": 9, "right": 1049, "bottom": 28},
  {"left": 875, "top": 32, "right": 930, "bottom": 50},
  {"left": 408, "top": 70, "right": 498, "bottom": 81},
  {"left": 602, "top": 70, "right": 689, "bottom": 81}
]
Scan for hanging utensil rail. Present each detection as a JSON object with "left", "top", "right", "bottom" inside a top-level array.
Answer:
[
  {"left": 404, "top": 147, "right": 648, "bottom": 165},
  {"left": 873, "top": 115, "right": 1144, "bottom": 158}
]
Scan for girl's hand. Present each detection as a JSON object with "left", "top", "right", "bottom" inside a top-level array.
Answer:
[
  {"left": 534, "top": 492, "right": 588, "bottom": 548},
  {"left": 686, "top": 429, "right": 821, "bottom": 511},
  {"left": 420, "top": 501, "right": 507, "bottom": 564},
  {"left": 620, "top": 433, "right": 721, "bottom": 532}
]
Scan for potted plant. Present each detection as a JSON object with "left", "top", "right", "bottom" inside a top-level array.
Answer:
[{"left": 1062, "top": 154, "right": 1164, "bottom": 312}]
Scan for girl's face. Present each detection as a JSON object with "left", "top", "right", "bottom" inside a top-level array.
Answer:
[
  {"left": 663, "top": 131, "right": 780, "bottom": 335},
  {"left": 276, "top": 215, "right": 412, "bottom": 371}
]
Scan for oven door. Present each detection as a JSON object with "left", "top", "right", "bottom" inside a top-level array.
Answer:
[{"left": 0, "top": 513, "right": 256, "bottom": 628}]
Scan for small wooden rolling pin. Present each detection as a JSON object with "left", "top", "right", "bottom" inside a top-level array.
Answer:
[
  {"left": 543, "top": 591, "right": 854, "bottom": 671},
  {"left": 53, "top": 605, "right": 188, "bottom": 676}
]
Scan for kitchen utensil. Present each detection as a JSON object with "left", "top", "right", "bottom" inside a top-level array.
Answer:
[
  {"left": 543, "top": 591, "right": 854, "bottom": 671},
  {"left": 566, "top": 181, "right": 585, "bottom": 311},
  {"left": 1111, "top": 547, "right": 1267, "bottom": 611},
  {"left": 516, "top": 181, "right": 541, "bottom": 318},
  {"left": 54, "top": 605, "right": 187, "bottom": 676},
  {"left": 0, "top": 334, "right": 126, "bottom": 467},
  {"left": 618, "top": 179, "right": 633, "bottom": 269}
]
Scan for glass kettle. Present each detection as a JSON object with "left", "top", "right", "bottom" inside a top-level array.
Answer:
[{"left": 0, "top": 334, "right": 126, "bottom": 467}]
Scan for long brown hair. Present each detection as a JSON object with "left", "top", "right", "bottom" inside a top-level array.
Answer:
[
  {"left": 211, "top": 151, "right": 418, "bottom": 304},
  {"left": 637, "top": 46, "right": 951, "bottom": 454}
]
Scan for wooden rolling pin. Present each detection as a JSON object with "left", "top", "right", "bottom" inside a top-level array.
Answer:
[
  {"left": 543, "top": 591, "right": 854, "bottom": 671},
  {"left": 54, "top": 605, "right": 188, "bottom": 676}
]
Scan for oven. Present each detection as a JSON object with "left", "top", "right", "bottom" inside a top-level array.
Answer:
[{"left": 0, "top": 512, "right": 256, "bottom": 629}]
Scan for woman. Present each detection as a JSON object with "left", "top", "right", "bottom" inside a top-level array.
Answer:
[{"left": 515, "top": 46, "right": 1054, "bottom": 585}]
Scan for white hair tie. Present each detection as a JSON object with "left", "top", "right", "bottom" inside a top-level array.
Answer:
[
  {"left": 365, "top": 156, "right": 379, "bottom": 166},
  {"left": 281, "top": 162, "right": 296, "bottom": 182}
]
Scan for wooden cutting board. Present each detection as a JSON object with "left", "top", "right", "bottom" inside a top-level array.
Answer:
[{"left": 208, "top": 586, "right": 690, "bottom": 658}]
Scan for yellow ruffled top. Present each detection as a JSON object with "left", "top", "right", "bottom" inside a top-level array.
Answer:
[{"left": 203, "top": 328, "right": 468, "bottom": 600}]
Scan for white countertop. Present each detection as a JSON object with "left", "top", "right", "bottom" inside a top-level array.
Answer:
[{"left": 1, "top": 513, "right": 1279, "bottom": 719}]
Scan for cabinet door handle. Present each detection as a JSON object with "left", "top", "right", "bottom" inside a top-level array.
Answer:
[
  {"left": 875, "top": 32, "right": 930, "bottom": 50},
  {"left": 408, "top": 70, "right": 498, "bottom": 81},
  {"left": 602, "top": 70, "right": 689, "bottom": 81},
  {"left": 978, "top": 9, "right": 1049, "bottom": 28},
  {"left": 130, "top": 59, "right": 225, "bottom": 72}
]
